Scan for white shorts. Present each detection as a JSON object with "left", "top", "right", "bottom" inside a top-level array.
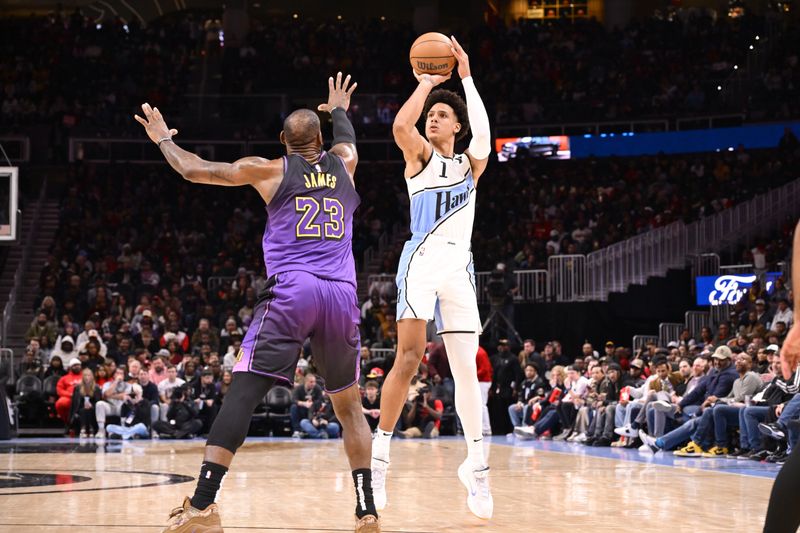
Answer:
[{"left": 395, "top": 233, "right": 482, "bottom": 334}]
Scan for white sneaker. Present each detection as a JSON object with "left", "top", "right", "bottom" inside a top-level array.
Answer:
[
  {"left": 95, "top": 429, "right": 106, "bottom": 439},
  {"left": 292, "top": 431, "right": 302, "bottom": 439},
  {"left": 457, "top": 460, "right": 493, "bottom": 520},
  {"left": 553, "top": 429, "right": 572, "bottom": 441},
  {"left": 638, "top": 443, "right": 653, "bottom": 453},
  {"left": 639, "top": 430, "right": 661, "bottom": 454},
  {"left": 79, "top": 430, "right": 88, "bottom": 439},
  {"left": 573, "top": 433, "right": 588, "bottom": 443},
  {"left": 651, "top": 400, "right": 673, "bottom": 413},
  {"left": 614, "top": 425, "right": 638, "bottom": 438},
  {"left": 513, "top": 426, "right": 536, "bottom": 441},
  {"left": 371, "top": 457, "right": 389, "bottom": 511}
]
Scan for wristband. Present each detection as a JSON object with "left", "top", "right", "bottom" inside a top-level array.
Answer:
[{"left": 157, "top": 137, "right": 173, "bottom": 146}]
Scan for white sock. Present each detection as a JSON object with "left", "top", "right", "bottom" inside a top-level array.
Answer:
[
  {"left": 372, "top": 429, "right": 393, "bottom": 462},
  {"left": 443, "top": 332, "right": 487, "bottom": 469},
  {"left": 467, "top": 437, "right": 487, "bottom": 470}
]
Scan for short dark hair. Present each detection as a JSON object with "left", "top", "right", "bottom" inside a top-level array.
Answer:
[
  {"left": 422, "top": 89, "right": 470, "bottom": 142},
  {"left": 365, "top": 380, "right": 379, "bottom": 389}
]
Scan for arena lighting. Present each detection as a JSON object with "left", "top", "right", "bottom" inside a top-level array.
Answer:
[
  {"left": 96, "top": 23, "right": 102, "bottom": 29},
  {"left": 756, "top": 35, "right": 761, "bottom": 39},
  {"left": 292, "top": 13, "right": 298, "bottom": 18},
  {"left": 750, "top": 45, "right": 755, "bottom": 49},
  {"left": 717, "top": 85, "right": 722, "bottom": 90},
  {"left": 734, "top": 65, "right": 739, "bottom": 69}
]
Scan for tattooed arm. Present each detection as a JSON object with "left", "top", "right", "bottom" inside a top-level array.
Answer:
[{"left": 135, "top": 102, "right": 277, "bottom": 187}]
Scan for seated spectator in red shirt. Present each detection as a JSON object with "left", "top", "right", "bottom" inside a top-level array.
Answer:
[{"left": 398, "top": 385, "right": 443, "bottom": 439}]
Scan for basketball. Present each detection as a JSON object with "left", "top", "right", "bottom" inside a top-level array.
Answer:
[{"left": 409, "top": 32, "right": 455, "bottom": 76}]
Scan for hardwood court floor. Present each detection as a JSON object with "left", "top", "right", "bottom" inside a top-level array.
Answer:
[{"left": 0, "top": 436, "right": 781, "bottom": 533}]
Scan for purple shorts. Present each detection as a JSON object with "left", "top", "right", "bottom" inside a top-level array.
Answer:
[{"left": 233, "top": 271, "right": 361, "bottom": 392}]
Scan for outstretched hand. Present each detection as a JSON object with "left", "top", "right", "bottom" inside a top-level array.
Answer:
[
  {"left": 450, "top": 35, "right": 471, "bottom": 79},
  {"left": 318, "top": 72, "right": 357, "bottom": 113},
  {"left": 134, "top": 103, "right": 178, "bottom": 145}
]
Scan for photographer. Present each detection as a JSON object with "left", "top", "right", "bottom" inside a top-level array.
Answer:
[
  {"left": 300, "top": 391, "right": 341, "bottom": 439},
  {"left": 484, "top": 263, "right": 518, "bottom": 344},
  {"left": 398, "top": 385, "right": 443, "bottom": 438},
  {"left": 191, "top": 368, "right": 219, "bottom": 434},
  {"left": 152, "top": 387, "right": 203, "bottom": 439}
]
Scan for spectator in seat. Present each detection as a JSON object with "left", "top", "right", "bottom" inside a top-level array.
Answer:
[
  {"left": 191, "top": 318, "right": 220, "bottom": 352},
  {"left": 291, "top": 373, "right": 323, "bottom": 438},
  {"left": 17, "top": 344, "right": 43, "bottom": 379},
  {"left": 773, "top": 298, "right": 793, "bottom": 329},
  {"left": 148, "top": 355, "right": 168, "bottom": 385},
  {"left": 161, "top": 321, "right": 190, "bottom": 353},
  {"left": 70, "top": 368, "right": 102, "bottom": 437},
  {"left": 43, "top": 355, "right": 66, "bottom": 380},
  {"left": 640, "top": 346, "right": 740, "bottom": 454},
  {"left": 507, "top": 363, "right": 548, "bottom": 429},
  {"left": 138, "top": 368, "right": 161, "bottom": 426},
  {"left": 301, "top": 391, "right": 340, "bottom": 439},
  {"left": 95, "top": 367, "right": 134, "bottom": 439},
  {"left": 398, "top": 385, "right": 443, "bottom": 439},
  {"left": 51, "top": 335, "right": 77, "bottom": 364},
  {"left": 25, "top": 312, "right": 56, "bottom": 346},
  {"left": 585, "top": 362, "right": 623, "bottom": 447},
  {"left": 152, "top": 387, "right": 203, "bottom": 439},
  {"left": 55, "top": 358, "right": 84, "bottom": 425},
  {"left": 362, "top": 380, "right": 381, "bottom": 432},
  {"left": 514, "top": 365, "right": 568, "bottom": 440},
  {"left": 77, "top": 329, "right": 108, "bottom": 358},
  {"left": 552, "top": 365, "right": 591, "bottom": 440}
]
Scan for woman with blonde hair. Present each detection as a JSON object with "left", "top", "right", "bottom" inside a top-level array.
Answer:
[{"left": 70, "top": 368, "right": 102, "bottom": 438}]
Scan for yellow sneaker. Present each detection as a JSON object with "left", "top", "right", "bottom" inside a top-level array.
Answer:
[
  {"left": 673, "top": 441, "right": 704, "bottom": 457},
  {"left": 161, "top": 497, "right": 223, "bottom": 533},
  {"left": 355, "top": 514, "right": 381, "bottom": 532},
  {"left": 702, "top": 446, "right": 729, "bottom": 458}
]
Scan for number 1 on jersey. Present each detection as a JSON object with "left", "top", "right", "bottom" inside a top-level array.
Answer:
[{"left": 439, "top": 161, "right": 447, "bottom": 179}]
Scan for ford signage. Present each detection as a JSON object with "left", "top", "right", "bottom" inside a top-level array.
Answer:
[{"left": 695, "top": 272, "right": 782, "bottom": 306}]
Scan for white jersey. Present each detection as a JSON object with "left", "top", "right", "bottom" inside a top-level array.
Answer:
[
  {"left": 396, "top": 149, "right": 482, "bottom": 334},
  {"left": 405, "top": 150, "right": 475, "bottom": 241}
]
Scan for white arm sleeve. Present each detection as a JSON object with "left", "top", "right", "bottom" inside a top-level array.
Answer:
[{"left": 461, "top": 76, "right": 491, "bottom": 160}]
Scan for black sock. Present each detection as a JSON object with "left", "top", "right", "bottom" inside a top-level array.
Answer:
[
  {"left": 352, "top": 468, "right": 377, "bottom": 519},
  {"left": 191, "top": 461, "right": 228, "bottom": 510}
]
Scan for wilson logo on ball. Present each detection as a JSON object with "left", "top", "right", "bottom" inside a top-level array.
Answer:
[{"left": 415, "top": 60, "right": 451, "bottom": 71}]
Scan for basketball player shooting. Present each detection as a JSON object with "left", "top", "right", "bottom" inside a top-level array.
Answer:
[
  {"left": 134, "top": 73, "right": 381, "bottom": 533},
  {"left": 370, "top": 35, "right": 494, "bottom": 519}
]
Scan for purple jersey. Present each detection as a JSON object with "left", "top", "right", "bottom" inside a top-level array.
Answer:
[{"left": 262, "top": 151, "right": 359, "bottom": 287}]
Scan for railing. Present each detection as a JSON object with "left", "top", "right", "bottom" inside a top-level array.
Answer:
[
  {"left": 368, "top": 348, "right": 395, "bottom": 360},
  {"left": 366, "top": 274, "right": 396, "bottom": 299},
  {"left": 2, "top": 180, "right": 47, "bottom": 382},
  {"left": 632, "top": 335, "right": 659, "bottom": 353},
  {"left": 585, "top": 177, "right": 800, "bottom": 301},
  {"left": 0, "top": 136, "right": 31, "bottom": 163},
  {"left": 720, "top": 263, "right": 755, "bottom": 274},
  {"left": 685, "top": 311, "right": 711, "bottom": 338},
  {"left": 658, "top": 323, "right": 684, "bottom": 348},
  {"left": 548, "top": 255, "right": 586, "bottom": 302}
]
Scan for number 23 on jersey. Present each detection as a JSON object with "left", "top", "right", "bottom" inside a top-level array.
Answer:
[{"left": 295, "top": 196, "right": 345, "bottom": 240}]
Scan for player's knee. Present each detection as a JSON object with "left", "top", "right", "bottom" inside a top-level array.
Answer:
[{"left": 395, "top": 347, "right": 423, "bottom": 378}]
